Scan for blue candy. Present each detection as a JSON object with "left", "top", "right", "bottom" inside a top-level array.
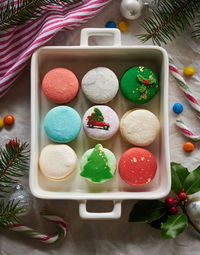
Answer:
[
  {"left": 173, "top": 103, "right": 183, "bottom": 114},
  {"left": 44, "top": 106, "right": 81, "bottom": 143},
  {"left": 105, "top": 21, "right": 117, "bottom": 28}
]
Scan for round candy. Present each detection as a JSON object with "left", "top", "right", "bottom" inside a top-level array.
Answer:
[
  {"left": 118, "top": 20, "right": 129, "bottom": 31},
  {"left": 105, "top": 21, "right": 117, "bottom": 28},
  {"left": 82, "top": 105, "right": 119, "bottom": 141},
  {"left": 120, "top": 109, "right": 160, "bottom": 146},
  {"left": 184, "top": 66, "right": 195, "bottom": 77},
  {"left": 183, "top": 142, "right": 194, "bottom": 152},
  {"left": 44, "top": 106, "right": 81, "bottom": 143},
  {"left": 173, "top": 103, "right": 183, "bottom": 114},
  {"left": 120, "top": 66, "right": 159, "bottom": 104},
  {"left": 0, "top": 118, "right": 4, "bottom": 129},
  {"left": 119, "top": 147, "right": 157, "bottom": 186},
  {"left": 42, "top": 68, "right": 79, "bottom": 104},
  {"left": 39, "top": 144, "right": 77, "bottom": 180},
  {"left": 4, "top": 114, "right": 15, "bottom": 125},
  {"left": 81, "top": 67, "right": 119, "bottom": 104},
  {"left": 80, "top": 144, "right": 117, "bottom": 184}
]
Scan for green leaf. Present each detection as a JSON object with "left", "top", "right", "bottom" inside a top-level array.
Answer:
[
  {"left": 148, "top": 77, "right": 157, "bottom": 84},
  {"left": 171, "top": 162, "right": 190, "bottom": 194},
  {"left": 139, "top": 85, "right": 147, "bottom": 94},
  {"left": 183, "top": 166, "right": 200, "bottom": 195},
  {"left": 161, "top": 214, "right": 188, "bottom": 239},
  {"left": 137, "top": 74, "right": 145, "bottom": 83},
  {"left": 129, "top": 200, "right": 167, "bottom": 223},
  {"left": 149, "top": 214, "right": 168, "bottom": 230}
]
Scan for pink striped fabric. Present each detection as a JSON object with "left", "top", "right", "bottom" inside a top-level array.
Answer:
[{"left": 0, "top": 0, "right": 112, "bottom": 97}]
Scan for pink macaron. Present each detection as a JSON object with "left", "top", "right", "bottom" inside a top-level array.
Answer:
[{"left": 42, "top": 68, "right": 79, "bottom": 104}]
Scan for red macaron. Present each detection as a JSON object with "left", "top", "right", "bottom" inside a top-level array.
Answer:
[
  {"left": 118, "top": 147, "right": 157, "bottom": 186},
  {"left": 42, "top": 68, "right": 79, "bottom": 104}
]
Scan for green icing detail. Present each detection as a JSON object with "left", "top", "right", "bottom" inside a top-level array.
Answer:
[
  {"left": 137, "top": 74, "right": 144, "bottom": 83},
  {"left": 80, "top": 144, "right": 113, "bottom": 183},
  {"left": 148, "top": 77, "right": 157, "bottom": 84},
  {"left": 139, "top": 84, "right": 147, "bottom": 93}
]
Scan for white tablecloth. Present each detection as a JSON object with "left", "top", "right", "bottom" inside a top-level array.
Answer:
[{"left": 1, "top": 0, "right": 200, "bottom": 254}]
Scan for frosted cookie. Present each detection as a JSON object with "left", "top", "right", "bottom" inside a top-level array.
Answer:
[
  {"left": 119, "top": 147, "right": 157, "bottom": 186},
  {"left": 120, "top": 66, "right": 159, "bottom": 104},
  {"left": 82, "top": 105, "right": 119, "bottom": 140},
  {"left": 42, "top": 68, "right": 79, "bottom": 104},
  {"left": 81, "top": 67, "right": 119, "bottom": 103},
  {"left": 39, "top": 144, "right": 77, "bottom": 180},
  {"left": 44, "top": 106, "right": 81, "bottom": 143},
  {"left": 80, "top": 144, "right": 117, "bottom": 183},
  {"left": 120, "top": 109, "right": 160, "bottom": 146}
]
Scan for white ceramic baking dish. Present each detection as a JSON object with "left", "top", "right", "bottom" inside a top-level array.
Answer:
[{"left": 30, "top": 28, "right": 170, "bottom": 220}]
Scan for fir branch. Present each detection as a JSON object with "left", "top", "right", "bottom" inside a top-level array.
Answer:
[
  {"left": 0, "top": 199, "right": 24, "bottom": 229},
  {"left": 138, "top": 0, "right": 200, "bottom": 45},
  {"left": 193, "top": 15, "right": 200, "bottom": 38},
  {"left": 0, "top": 139, "right": 29, "bottom": 196},
  {"left": 0, "top": 0, "right": 83, "bottom": 30}
]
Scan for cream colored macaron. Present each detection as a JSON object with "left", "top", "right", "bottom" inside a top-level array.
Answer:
[
  {"left": 39, "top": 144, "right": 77, "bottom": 180},
  {"left": 120, "top": 109, "right": 160, "bottom": 146}
]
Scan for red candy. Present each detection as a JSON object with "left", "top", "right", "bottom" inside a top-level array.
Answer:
[{"left": 118, "top": 147, "right": 157, "bottom": 186}]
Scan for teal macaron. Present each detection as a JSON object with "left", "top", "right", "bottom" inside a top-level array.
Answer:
[{"left": 44, "top": 106, "right": 81, "bottom": 143}]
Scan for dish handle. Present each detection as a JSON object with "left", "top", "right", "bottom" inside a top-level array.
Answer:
[
  {"left": 79, "top": 200, "right": 122, "bottom": 220},
  {"left": 80, "top": 28, "right": 121, "bottom": 46}
]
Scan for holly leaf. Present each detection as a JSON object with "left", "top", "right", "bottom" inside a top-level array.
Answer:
[
  {"left": 148, "top": 77, "right": 157, "bottom": 84},
  {"left": 137, "top": 74, "right": 145, "bottom": 83},
  {"left": 161, "top": 214, "right": 188, "bottom": 239},
  {"left": 183, "top": 166, "right": 200, "bottom": 195},
  {"left": 129, "top": 200, "right": 167, "bottom": 223},
  {"left": 149, "top": 214, "right": 168, "bottom": 230},
  {"left": 171, "top": 162, "right": 190, "bottom": 194},
  {"left": 139, "top": 85, "right": 147, "bottom": 93}
]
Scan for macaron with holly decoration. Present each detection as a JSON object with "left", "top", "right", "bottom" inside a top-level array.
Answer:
[{"left": 120, "top": 66, "right": 159, "bottom": 104}]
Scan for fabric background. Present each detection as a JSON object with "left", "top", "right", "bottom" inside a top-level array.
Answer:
[{"left": 1, "top": 0, "right": 200, "bottom": 254}]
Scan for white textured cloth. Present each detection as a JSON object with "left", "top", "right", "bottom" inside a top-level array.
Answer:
[{"left": 1, "top": 0, "right": 200, "bottom": 254}]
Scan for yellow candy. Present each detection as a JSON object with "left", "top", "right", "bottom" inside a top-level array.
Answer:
[
  {"left": 0, "top": 118, "right": 4, "bottom": 129},
  {"left": 184, "top": 66, "right": 195, "bottom": 77},
  {"left": 118, "top": 20, "right": 129, "bottom": 32}
]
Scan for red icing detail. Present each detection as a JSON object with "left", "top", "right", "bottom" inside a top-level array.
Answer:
[
  {"left": 118, "top": 147, "right": 157, "bottom": 186},
  {"left": 143, "top": 79, "right": 149, "bottom": 85}
]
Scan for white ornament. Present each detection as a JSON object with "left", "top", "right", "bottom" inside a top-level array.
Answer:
[
  {"left": 120, "top": 0, "right": 144, "bottom": 20},
  {"left": 186, "top": 196, "right": 200, "bottom": 231}
]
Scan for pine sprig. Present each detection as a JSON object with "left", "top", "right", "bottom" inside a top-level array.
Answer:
[
  {"left": 193, "top": 14, "right": 200, "bottom": 38},
  {"left": 0, "top": 199, "right": 24, "bottom": 229},
  {"left": 138, "top": 0, "right": 200, "bottom": 45},
  {"left": 0, "top": 0, "right": 83, "bottom": 30},
  {"left": 0, "top": 139, "right": 29, "bottom": 196}
]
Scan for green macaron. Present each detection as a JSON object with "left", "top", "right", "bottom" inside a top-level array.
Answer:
[
  {"left": 120, "top": 66, "right": 159, "bottom": 104},
  {"left": 80, "top": 144, "right": 116, "bottom": 184}
]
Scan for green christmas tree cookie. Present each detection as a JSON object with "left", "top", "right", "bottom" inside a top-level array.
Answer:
[
  {"left": 120, "top": 66, "right": 159, "bottom": 104},
  {"left": 80, "top": 144, "right": 116, "bottom": 183}
]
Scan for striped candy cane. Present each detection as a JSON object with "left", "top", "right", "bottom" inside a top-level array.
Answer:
[
  {"left": 169, "top": 57, "right": 200, "bottom": 119},
  {"left": 175, "top": 119, "right": 200, "bottom": 142},
  {"left": 7, "top": 212, "right": 68, "bottom": 244}
]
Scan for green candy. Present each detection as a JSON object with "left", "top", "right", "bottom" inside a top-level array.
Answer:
[
  {"left": 80, "top": 144, "right": 116, "bottom": 183},
  {"left": 120, "top": 66, "right": 159, "bottom": 104}
]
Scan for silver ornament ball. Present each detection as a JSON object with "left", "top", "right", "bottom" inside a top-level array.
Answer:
[{"left": 120, "top": 0, "right": 144, "bottom": 20}]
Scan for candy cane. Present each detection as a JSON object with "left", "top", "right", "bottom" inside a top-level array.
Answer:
[
  {"left": 169, "top": 57, "right": 200, "bottom": 119},
  {"left": 6, "top": 212, "right": 68, "bottom": 244},
  {"left": 175, "top": 119, "right": 200, "bottom": 142}
]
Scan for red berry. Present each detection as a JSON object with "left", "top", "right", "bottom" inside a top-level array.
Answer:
[
  {"left": 173, "top": 198, "right": 177, "bottom": 204},
  {"left": 165, "top": 196, "right": 175, "bottom": 207},
  {"left": 169, "top": 206, "right": 178, "bottom": 215},
  {"left": 143, "top": 79, "right": 149, "bottom": 85},
  {"left": 8, "top": 140, "right": 18, "bottom": 149},
  {"left": 178, "top": 192, "right": 187, "bottom": 200}
]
